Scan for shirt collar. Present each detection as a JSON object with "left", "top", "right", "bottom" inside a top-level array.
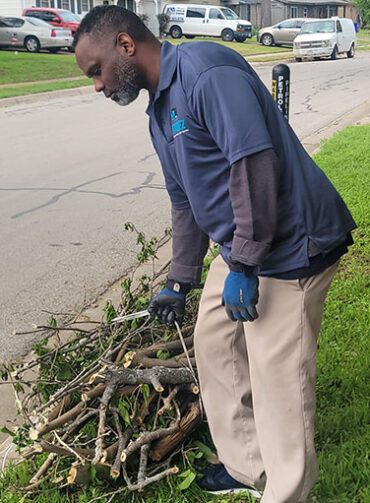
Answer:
[
  {"left": 155, "top": 41, "right": 178, "bottom": 98},
  {"left": 146, "top": 41, "right": 177, "bottom": 115}
]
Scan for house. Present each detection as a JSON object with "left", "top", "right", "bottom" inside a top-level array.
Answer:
[
  {"left": 271, "top": 0, "right": 360, "bottom": 25},
  {"left": 0, "top": 1, "right": 34, "bottom": 17}
]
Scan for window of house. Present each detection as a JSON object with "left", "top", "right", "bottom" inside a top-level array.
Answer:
[
  {"left": 61, "top": 0, "right": 70, "bottom": 10},
  {"left": 329, "top": 7, "right": 338, "bottom": 16},
  {"left": 186, "top": 8, "right": 206, "bottom": 19},
  {"left": 40, "top": 0, "right": 50, "bottom": 7},
  {"left": 117, "top": 0, "right": 135, "bottom": 12},
  {"left": 82, "top": 0, "right": 89, "bottom": 10},
  {"left": 303, "top": 7, "right": 308, "bottom": 17},
  {"left": 291, "top": 7, "right": 298, "bottom": 18}
]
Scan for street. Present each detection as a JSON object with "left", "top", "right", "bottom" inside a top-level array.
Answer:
[{"left": 0, "top": 51, "right": 369, "bottom": 361}]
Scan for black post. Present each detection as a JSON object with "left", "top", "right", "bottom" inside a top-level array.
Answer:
[{"left": 272, "top": 64, "right": 290, "bottom": 122}]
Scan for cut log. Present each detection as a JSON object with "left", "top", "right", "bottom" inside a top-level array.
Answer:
[{"left": 149, "top": 401, "right": 201, "bottom": 461}]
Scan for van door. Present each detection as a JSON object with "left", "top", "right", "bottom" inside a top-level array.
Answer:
[
  {"left": 336, "top": 19, "right": 345, "bottom": 51},
  {"left": 206, "top": 8, "right": 225, "bottom": 36},
  {"left": 184, "top": 6, "right": 207, "bottom": 36}
]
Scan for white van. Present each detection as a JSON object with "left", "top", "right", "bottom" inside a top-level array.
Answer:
[
  {"left": 163, "top": 4, "right": 252, "bottom": 42},
  {"left": 293, "top": 17, "right": 356, "bottom": 61}
]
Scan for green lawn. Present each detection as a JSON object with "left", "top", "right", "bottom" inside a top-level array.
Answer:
[
  {"left": 162, "top": 36, "right": 291, "bottom": 57},
  {"left": 0, "top": 50, "right": 83, "bottom": 85},
  {"left": 0, "top": 78, "right": 91, "bottom": 99},
  {"left": 0, "top": 125, "right": 369, "bottom": 502}
]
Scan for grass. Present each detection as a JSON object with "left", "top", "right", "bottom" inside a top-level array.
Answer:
[
  {"left": 0, "top": 127, "right": 368, "bottom": 502},
  {"left": 0, "top": 50, "right": 83, "bottom": 85},
  {"left": 163, "top": 36, "right": 291, "bottom": 56},
  {"left": 0, "top": 78, "right": 91, "bottom": 99}
]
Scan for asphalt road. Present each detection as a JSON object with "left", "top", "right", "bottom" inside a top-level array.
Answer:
[{"left": 0, "top": 51, "right": 369, "bottom": 361}]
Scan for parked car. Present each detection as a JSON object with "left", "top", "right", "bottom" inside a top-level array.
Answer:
[
  {"left": 258, "top": 18, "right": 312, "bottom": 46},
  {"left": 163, "top": 4, "right": 252, "bottom": 42},
  {"left": 22, "top": 7, "right": 80, "bottom": 37},
  {"left": 293, "top": 17, "right": 356, "bottom": 61},
  {"left": 0, "top": 16, "right": 73, "bottom": 53}
]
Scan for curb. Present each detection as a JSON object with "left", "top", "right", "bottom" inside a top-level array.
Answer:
[{"left": 0, "top": 84, "right": 94, "bottom": 109}]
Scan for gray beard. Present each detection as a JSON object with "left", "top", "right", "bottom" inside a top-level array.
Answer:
[{"left": 113, "top": 59, "right": 141, "bottom": 106}]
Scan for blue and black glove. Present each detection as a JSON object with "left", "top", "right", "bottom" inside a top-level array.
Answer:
[
  {"left": 222, "top": 262, "right": 259, "bottom": 322},
  {"left": 148, "top": 280, "right": 191, "bottom": 326}
]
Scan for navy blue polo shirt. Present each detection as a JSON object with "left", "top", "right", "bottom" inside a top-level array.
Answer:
[{"left": 146, "top": 41, "right": 356, "bottom": 276}]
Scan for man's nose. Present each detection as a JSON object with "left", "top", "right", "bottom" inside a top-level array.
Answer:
[{"left": 93, "top": 76, "right": 104, "bottom": 93}]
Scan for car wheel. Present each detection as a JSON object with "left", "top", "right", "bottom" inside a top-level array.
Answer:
[
  {"left": 261, "top": 33, "right": 274, "bottom": 46},
  {"left": 235, "top": 35, "right": 245, "bottom": 43},
  {"left": 184, "top": 35, "right": 195, "bottom": 39},
  {"left": 295, "top": 57, "right": 302, "bottom": 62},
  {"left": 25, "top": 36, "right": 40, "bottom": 53},
  {"left": 347, "top": 44, "right": 355, "bottom": 58},
  {"left": 330, "top": 45, "right": 338, "bottom": 60},
  {"left": 221, "top": 29, "right": 234, "bottom": 42},
  {"left": 170, "top": 26, "right": 182, "bottom": 39}
]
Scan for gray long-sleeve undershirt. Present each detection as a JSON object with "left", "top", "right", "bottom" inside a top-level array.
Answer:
[{"left": 168, "top": 148, "right": 279, "bottom": 284}]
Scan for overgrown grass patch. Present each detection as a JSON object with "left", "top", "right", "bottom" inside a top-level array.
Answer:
[
  {"left": 161, "top": 37, "right": 291, "bottom": 56},
  {"left": 0, "top": 50, "right": 83, "bottom": 85},
  {"left": 0, "top": 78, "right": 91, "bottom": 99},
  {"left": 312, "top": 125, "right": 370, "bottom": 503}
]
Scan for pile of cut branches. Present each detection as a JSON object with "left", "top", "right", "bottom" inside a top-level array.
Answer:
[{"left": 0, "top": 225, "right": 215, "bottom": 499}]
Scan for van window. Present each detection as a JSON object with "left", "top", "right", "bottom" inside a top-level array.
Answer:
[
  {"left": 186, "top": 7, "right": 206, "bottom": 19},
  {"left": 300, "top": 20, "right": 335, "bottom": 34},
  {"left": 279, "top": 20, "right": 296, "bottom": 29},
  {"left": 220, "top": 8, "right": 239, "bottom": 20},
  {"left": 336, "top": 20, "right": 342, "bottom": 32},
  {"left": 209, "top": 8, "right": 224, "bottom": 20}
]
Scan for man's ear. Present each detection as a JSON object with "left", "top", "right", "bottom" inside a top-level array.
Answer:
[{"left": 116, "top": 32, "right": 136, "bottom": 56}]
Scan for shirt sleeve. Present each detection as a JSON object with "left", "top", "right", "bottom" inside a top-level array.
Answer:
[
  {"left": 190, "top": 65, "right": 273, "bottom": 165},
  {"left": 168, "top": 207, "right": 209, "bottom": 284},
  {"left": 229, "top": 149, "right": 280, "bottom": 267}
]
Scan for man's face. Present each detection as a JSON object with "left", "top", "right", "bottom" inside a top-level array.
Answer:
[{"left": 75, "top": 34, "right": 142, "bottom": 106}]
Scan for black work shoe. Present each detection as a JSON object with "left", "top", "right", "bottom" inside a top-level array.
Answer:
[{"left": 197, "top": 463, "right": 262, "bottom": 498}]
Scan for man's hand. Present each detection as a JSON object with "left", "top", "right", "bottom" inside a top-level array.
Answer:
[
  {"left": 222, "top": 271, "right": 259, "bottom": 322},
  {"left": 148, "top": 287, "right": 186, "bottom": 326}
]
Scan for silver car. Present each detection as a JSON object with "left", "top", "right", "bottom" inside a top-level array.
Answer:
[
  {"left": 0, "top": 16, "right": 73, "bottom": 53},
  {"left": 258, "top": 18, "right": 313, "bottom": 47}
]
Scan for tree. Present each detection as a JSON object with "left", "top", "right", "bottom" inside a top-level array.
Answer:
[{"left": 353, "top": 0, "right": 370, "bottom": 26}]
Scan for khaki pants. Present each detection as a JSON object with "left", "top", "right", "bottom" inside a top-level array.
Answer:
[{"left": 194, "top": 255, "right": 338, "bottom": 503}]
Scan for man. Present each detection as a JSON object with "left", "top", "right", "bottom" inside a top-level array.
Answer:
[{"left": 74, "top": 6, "right": 356, "bottom": 502}]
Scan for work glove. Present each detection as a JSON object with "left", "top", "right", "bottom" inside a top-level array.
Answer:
[
  {"left": 148, "top": 280, "right": 191, "bottom": 326},
  {"left": 222, "top": 268, "right": 259, "bottom": 322}
]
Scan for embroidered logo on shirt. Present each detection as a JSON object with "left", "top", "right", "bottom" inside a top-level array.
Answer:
[{"left": 170, "top": 108, "right": 189, "bottom": 138}]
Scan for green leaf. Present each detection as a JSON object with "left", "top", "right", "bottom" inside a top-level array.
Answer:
[
  {"left": 49, "top": 315, "right": 57, "bottom": 328},
  {"left": 118, "top": 399, "right": 131, "bottom": 427},
  {"left": 0, "top": 426, "right": 15, "bottom": 437},
  {"left": 141, "top": 384, "right": 150, "bottom": 405},
  {"left": 177, "top": 469, "right": 196, "bottom": 491},
  {"left": 194, "top": 441, "right": 215, "bottom": 461},
  {"left": 103, "top": 301, "right": 117, "bottom": 324},
  {"left": 156, "top": 349, "right": 170, "bottom": 360}
]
